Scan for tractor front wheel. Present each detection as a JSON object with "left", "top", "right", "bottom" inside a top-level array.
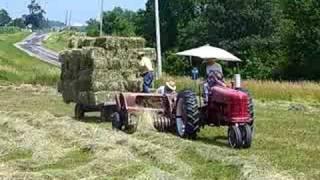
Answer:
[
  {"left": 75, "top": 103, "right": 85, "bottom": 120},
  {"left": 175, "top": 90, "right": 200, "bottom": 139},
  {"left": 228, "top": 125, "right": 242, "bottom": 149},
  {"left": 240, "top": 124, "right": 252, "bottom": 148}
]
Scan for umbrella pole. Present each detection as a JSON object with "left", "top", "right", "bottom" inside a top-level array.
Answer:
[{"left": 236, "top": 62, "right": 240, "bottom": 73}]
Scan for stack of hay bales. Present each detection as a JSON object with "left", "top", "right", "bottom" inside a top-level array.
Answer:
[{"left": 59, "top": 36, "right": 155, "bottom": 106}]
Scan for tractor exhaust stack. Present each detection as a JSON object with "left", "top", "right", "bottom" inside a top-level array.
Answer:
[{"left": 235, "top": 74, "right": 241, "bottom": 88}]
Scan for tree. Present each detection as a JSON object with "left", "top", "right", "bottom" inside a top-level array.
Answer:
[
  {"left": 281, "top": 0, "right": 320, "bottom": 80},
  {"left": 102, "top": 7, "right": 137, "bottom": 36},
  {"left": 205, "top": 0, "right": 281, "bottom": 79},
  {"left": 142, "top": 0, "right": 204, "bottom": 50},
  {"left": 0, "top": 9, "right": 11, "bottom": 26},
  {"left": 25, "top": 0, "right": 47, "bottom": 29},
  {"left": 85, "top": 19, "right": 99, "bottom": 37},
  {"left": 9, "top": 18, "right": 26, "bottom": 28}
]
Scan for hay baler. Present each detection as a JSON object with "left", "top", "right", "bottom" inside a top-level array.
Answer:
[{"left": 111, "top": 93, "right": 176, "bottom": 134}]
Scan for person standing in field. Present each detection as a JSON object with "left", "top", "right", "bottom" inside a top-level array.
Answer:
[{"left": 138, "top": 51, "right": 154, "bottom": 93}]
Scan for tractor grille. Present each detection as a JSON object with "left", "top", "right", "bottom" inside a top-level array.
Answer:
[{"left": 229, "top": 98, "right": 248, "bottom": 118}]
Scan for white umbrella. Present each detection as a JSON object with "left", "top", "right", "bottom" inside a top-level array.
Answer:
[{"left": 176, "top": 44, "right": 241, "bottom": 62}]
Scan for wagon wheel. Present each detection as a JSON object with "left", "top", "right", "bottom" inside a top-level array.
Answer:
[
  {"left": 175, "top": 90, "right": 200, "bottom": 139},
  {"left": 75, "top": 103, "right": 85, "bottom": 120},
  {"left": 228, "top": 125, "right": 242, "bottom": 149},
  {"left": 100, "top": 107, "right": 108, "bottom": 122},
  {"left": 240, "top": 124, "right": 252, "bottom": 148},
  {"left": 100, "top": 106, "right": 115, "bottom": 122}
]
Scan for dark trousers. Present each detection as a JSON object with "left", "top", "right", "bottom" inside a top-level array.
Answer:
[{"left": 143, "top": 71, "right": 154, "bottom": 93}]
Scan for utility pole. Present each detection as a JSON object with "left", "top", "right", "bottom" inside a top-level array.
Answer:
[
  {"left": 100, "top": 0, "right": 104, "bottom": 36},
  {"left": 65, "top": 10, "right": 69, "bottom": 27},
  {"left": 68, "top": 10, "right": 72, "bottom": 27},
  {"left": 155, "top": 0, "right": 162, "bottom": 77}
]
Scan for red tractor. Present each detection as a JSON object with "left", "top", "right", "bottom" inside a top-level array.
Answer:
[
  {"left": 111, "top": 45, "right": 254, "bottom": 149},
  {"left": 111, "top": 79, "right": 254, "bottom": 149}
]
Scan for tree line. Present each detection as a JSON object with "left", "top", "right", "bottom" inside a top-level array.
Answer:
[
  {"left": 86, "top": 0, "right": 320, "bottom": 80},
  {"left": 0, "top": 0, "right": 64, "bottom": 30}
]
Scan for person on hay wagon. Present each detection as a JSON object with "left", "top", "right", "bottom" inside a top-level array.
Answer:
[
  {"left": 156, "top": 81, "right": 177, "bottom": 95},
  {"left": 203, "top": 58, "right": 226, "bottom": 104},
  {"left": 138, "top": 51, "right": 154, "bottom": 93}
]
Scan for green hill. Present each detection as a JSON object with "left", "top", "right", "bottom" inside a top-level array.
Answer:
[{"left": 0, "top": 32, "right": 59, "bottom": 85}]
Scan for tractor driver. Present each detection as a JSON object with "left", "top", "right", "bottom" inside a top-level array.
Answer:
[
  {"left": 206, "top": 58, "right": 223, "bottom": 76},
  {"left": 203, "top": 59, "right": 226, "bottom": 104}
]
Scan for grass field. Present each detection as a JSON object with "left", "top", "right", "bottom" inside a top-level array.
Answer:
[
  {"left": 156, "top": 75, "right": 320, "bottom": 103},
  {"left": 0, "top": 84, "right": 319, "bottom": 179},
  {"left": 1, "top": 31, "right": 318, "bottom": 179},
  {"left": 42, "top": 31, "right": 81, "bottom": 53},
  {"left": 0, "top": 32, "right": 60, "bottom": 85}
]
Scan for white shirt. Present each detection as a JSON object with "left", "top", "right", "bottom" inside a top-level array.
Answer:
[
  {"left": 156, "top": 86, "right": 166, "bottom": 95},
  {"left": 206, "top": 63, "right": 223, "bottom": 76}
]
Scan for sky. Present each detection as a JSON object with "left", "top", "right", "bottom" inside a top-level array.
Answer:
[{"left": 0, "top": 0, "right": 147, "bottom": 26}]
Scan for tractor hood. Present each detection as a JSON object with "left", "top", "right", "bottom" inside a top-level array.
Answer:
[{"left": 210, "top": 86, "right": 248, "bottom": 103}]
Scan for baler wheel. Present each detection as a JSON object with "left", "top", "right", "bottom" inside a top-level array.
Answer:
[
  {"left": 154, "top": 115, "right": 172, "bottom": 132},
  {"left": 75, "top": 103, "right": 85, "bottom": 120},
  {"left": 112, "top": 112, "right": 138, "bottom": 134},
  {"left": 100, "top": 108, "right": 108, "bottom": 122},
  {"left": 112, "top": 112, "right": 123, "bottom": 130},
  {"left": 240, "top": 124, "right": 252, "bottom": 148},
  {"left": 124, "top": 113, "right": 138, "bottom": 134},
  {"left": 228, "top": 126, "right": 242, "bottom": 149},
  {"left": 175, "top": 90, "right": 200, "bottom": 139}
]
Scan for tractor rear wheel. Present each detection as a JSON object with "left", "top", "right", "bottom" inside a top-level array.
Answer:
[
  {"left": 175, "top": 90, "right": 200, "bottom": 139},
  {"left": 240, "top": 124, "right": 252, "bottom": 148},
  {"left": 228, "top": 125, "right": 242, "bottom": 149},
  {"left": 75, "top": 103, "right": 85, "bottom": 120}
]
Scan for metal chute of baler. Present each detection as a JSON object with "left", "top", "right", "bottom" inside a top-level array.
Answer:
[{"left": 113, "top": 93, "right": 176, "bottom": 133}]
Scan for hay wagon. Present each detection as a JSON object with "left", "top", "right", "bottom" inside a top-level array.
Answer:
[{"left": 58, "top": 36, "right": 156, "bottom": 122}]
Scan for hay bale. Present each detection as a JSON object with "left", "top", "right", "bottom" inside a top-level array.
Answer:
[
  {"left": 69, "top": 36, "right": 146, "bottom": 50},
  {"left": 59, "top": 36, "right": 155, "bottom": 105},
  {"left": 78, "top": 91, "right": 118, "bottom": 105}
]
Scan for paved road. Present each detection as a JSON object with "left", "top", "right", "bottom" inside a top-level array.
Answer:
[{"left": 15, "top": 33, "right": 60, "bottom": 67}]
